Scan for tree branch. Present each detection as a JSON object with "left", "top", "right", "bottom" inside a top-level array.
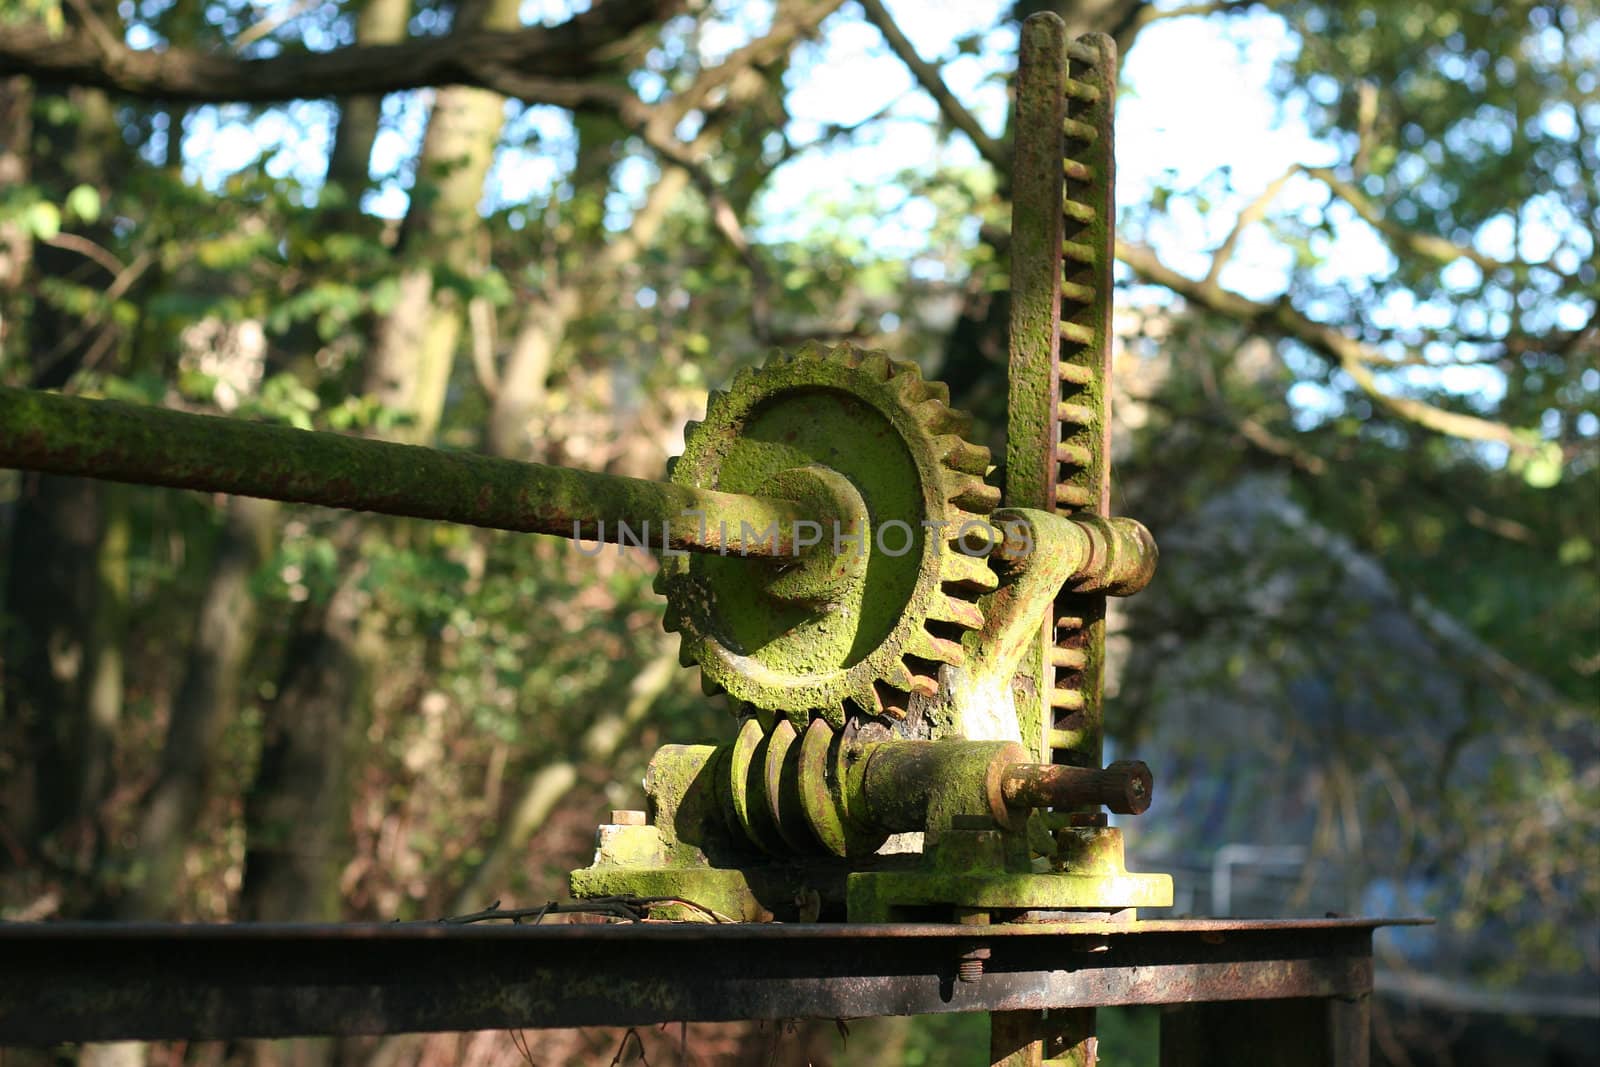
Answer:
[
  {"left": 1132, "top": 0, "right": 1264, "bottom": 28},
  {"left": 1196, "top": 338, "right": 1329, "bottom": 476},
  {"left": 37, "top": 231, "right": 124, "bottom": 276},
  {"left": 233, "top": 0, "right": 321, "bottom": 52},
  {"left": 1304, "top": 165, "right": 1505, "bottom": 273},
  {"left": 1205, "top": 165, "right": 1296, "bottom": 288},
  {"left": 0, "top": 0, "right": 682, "bottom": 103},
  {"left": 856, "top": 0, "right": 1006, "bottom": 170},
  {"left": 647, "top": 0, "right": 843, "bottom": 141},
  {"left": 1117, "top": 240, "right": 1541, "bottom": 456}
]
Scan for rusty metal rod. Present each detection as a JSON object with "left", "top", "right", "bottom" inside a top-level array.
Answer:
[
  {"left": 1000, "top": 759, "right": 1152, "bottom": 816},
  {"left": 0, "top": 386, "right": 815, "bottom": 557},
  {"left": 0, "top": 918, "right": 1403, "bottom": 1043}
]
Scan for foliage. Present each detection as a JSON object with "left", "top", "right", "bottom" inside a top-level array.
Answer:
[{"left": 0, "top": 1, "right": 1594, "bottom": 1063}]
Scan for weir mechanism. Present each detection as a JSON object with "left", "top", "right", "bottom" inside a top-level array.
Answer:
[{"left": 0, "top": 15, "right": 1417, "bottom": 1065}]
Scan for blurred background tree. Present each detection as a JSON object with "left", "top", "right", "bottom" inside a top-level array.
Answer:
[{"left": 0, "top": 0, "right": 1594, "bottom": 1064}]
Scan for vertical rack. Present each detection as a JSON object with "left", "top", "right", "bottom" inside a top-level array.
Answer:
[{"left": 1004, "top": 18, "right": 1119, "bottom": 774}]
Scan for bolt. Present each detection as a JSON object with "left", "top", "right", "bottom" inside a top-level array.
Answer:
[{"left": 956, "top": 908, "right": 991, "bottom": 983}]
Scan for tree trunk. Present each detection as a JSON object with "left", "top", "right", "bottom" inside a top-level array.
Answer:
[
  {"left": 0, "top": 75, "right": 32, "bottom": 299},
  {"left": 453, "top": 651, "right": 675, "bottom": 908},
  {"left": 114, "top": 497, "right": 276, "bottom": 919},
  {"left": 364, "top": 81, "right": 506, "bottom": 443},
  {"left": 110, "top": 0, "right": 411, "bottom": 930},
  {"left": 237, "top": 0, "right": 517, "bottom": 933},
  {"left": 0, "top": 81, "right": 124, "bottom": 901},
  {"left": 1, "top": 473, "right": 103, "bottom": 877},
  {"left": 324, "top": 0, "right": 413, "bottom": 227},
  {"left": 240, "top": 562, "right": 378, "bottom": 922}
]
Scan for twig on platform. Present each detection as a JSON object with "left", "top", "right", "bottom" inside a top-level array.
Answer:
[{"left": 434, "top": 895, "right": 734, "bottom": 925}]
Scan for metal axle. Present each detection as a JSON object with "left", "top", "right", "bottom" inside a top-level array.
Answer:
[{"left": 0, "top": 386, "right": 815, "bottom": 558}]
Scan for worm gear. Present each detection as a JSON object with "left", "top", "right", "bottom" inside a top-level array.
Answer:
[{"left": 655, "top": 341, "right": 1000, "bottom": 728}]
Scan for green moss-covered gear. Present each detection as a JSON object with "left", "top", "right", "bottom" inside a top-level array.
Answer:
[{"left": 656, "top": 342, "right": 1000, "bottom": 727}]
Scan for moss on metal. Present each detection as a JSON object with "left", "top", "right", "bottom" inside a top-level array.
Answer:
[
  {"left": 657, "top": 342, "right": 998, "bottom": 726},
  {"left": 846, "top": 866, "right": 1173, "bottom": 922},
  {"left": 0, "top": 386, "right": 810, "bottom": 557}
]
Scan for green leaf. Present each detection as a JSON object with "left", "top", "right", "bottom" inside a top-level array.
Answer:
[
  {"left": 1558, "top": 537, "right": 1593, "bottom": 567},
  {"left": 65, "top": 184, "right": 100, "bottom": 225},
  {"left": 26, "top": 201, "right": 60, "bottom": 240},
  {"left": 369, "top": 276, "right": 402, "bottom": 314},
  {"left": 1522, "top": 441, "right": 1562, "bottom": 488},
  {"left": 177, "top": 368, "right": 220, "bottom": 401}
]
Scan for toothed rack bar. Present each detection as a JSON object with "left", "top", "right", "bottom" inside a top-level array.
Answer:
[{"left": 0, "top": 386, "right": 815, "bottom": 558}]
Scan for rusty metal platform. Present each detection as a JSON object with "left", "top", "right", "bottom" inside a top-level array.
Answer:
[{"left": 0, "top": 917, "right": 1425, "bottom": 1046}]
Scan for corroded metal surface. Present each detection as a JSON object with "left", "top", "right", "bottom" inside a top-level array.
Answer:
[
  {"left": 1005, "top": 14, "right": 1070, "bottom": 764},
  {"left": 1046, "top": 29, "right": 1119, "bottom": 773},
  {"left": 999, "top": 759, "right": 1151, "bottom": 815},
  {"left": 0, "top": 385, "right": 811, "bottom": 557},
  {"left": 1001, "top": 19, "right": 1132, "bottom": 1066},
  {"left": 658, "top": 341, "right": 998, "bottom": 724},
  {"left": 0, "top": 918, "right": 1419, "bottom": 1044},
  {"left": 1002, "top": 15, "right": 1125, "bottom": 772}
]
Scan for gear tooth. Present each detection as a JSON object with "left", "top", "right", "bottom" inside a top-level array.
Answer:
[
  {"left": 857, "top": 351, "right": 892, "bottom": 380},
  {"left": 835, "top": 344, "right": 865, "bottom": 368},
  {"left": 914, "top": 398, "right": 970, "bottom": 435},
  {"left": 943, "top": 508, "right": 984, "bottom": 535},
  {"left": 887, "top": 357, "right": 924, "bottom": 384},
  {"left": 928, "top": 594, "right": 984, "bottom": 631},
  {"left": 677, "top": 640, "right": 698, "bottom": 668},
  {"left": 937, "top": 435, "right": 991, "bottom": 476},
  {"left": 942, "top": 550, "right": 999, "bottom": 593},
  {"left": 891, "top": 369, "right": 930, "bottom": 402},
  {"left": 904, "top": 669, "right": 940, "bottom": 699},
  {"left": 923, "top": 379, "right": 950, "bottom": 405},
  {"left": 907, "top": 628, "right": 965, "bottom": 667},
  {"left": 880, "top": 659, "right": 915, "bottom": 690},
  {"left": 680, "top": 420, "right": 702, "bottom": 447},
  {"left": 664, "top": 455, "right": 679, "bottom": 480},
  {"left": 793, "top": 340, "right": 829, "bottom": 362},
  {"left": 848, "top": 681, "right": 882, "bottom": 717},
  {"left": 946, "top": 471, "right": 1001, "bottom": 512},
  {"left": 870, "top": 664, "right": 916, "bottom": 717},
  {"left": 731, "top": 366, "right": 757, "bottom": 390}
]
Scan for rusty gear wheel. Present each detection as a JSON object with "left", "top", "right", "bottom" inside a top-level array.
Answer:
[{"left": 655, "top": 342, "right": 1000, "bottom": 728}]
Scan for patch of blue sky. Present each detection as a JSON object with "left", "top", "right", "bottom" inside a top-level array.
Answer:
[
  {"left": 482, "top": 103, "right": 575, "bottom": 216},
  {"left": 178, "top": 99, "right": 336, "bottom": 193}
]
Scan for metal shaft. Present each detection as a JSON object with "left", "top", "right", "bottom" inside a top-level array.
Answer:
[
  {"left": 999, "top": 759, "right": 1152, "bottom": 816},
  {"left": 0, "top": 386, "right": 814, "bottom": 557}
]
